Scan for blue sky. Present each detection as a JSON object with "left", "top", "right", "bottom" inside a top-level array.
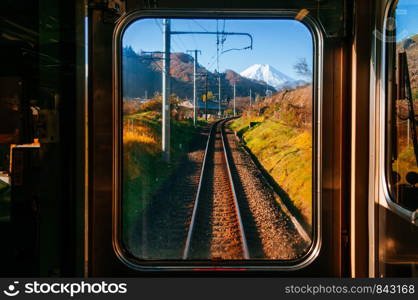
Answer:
[
  {"left": 396, "top": 0, "right": 418, "bottom": 41},
  {"left": 123, "top": 18, "right": 313, "bottom": 80}
]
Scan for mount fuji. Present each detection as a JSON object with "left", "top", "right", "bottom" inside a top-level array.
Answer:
[{"left": 240, "top": 64, "right": 305, "bottom": 91}]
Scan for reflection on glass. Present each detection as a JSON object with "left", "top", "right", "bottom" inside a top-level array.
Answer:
[
  {"left": 388, "top": 1, "right": 418, "bottom": 211},
  {"left": 121, "top": 18, "right": 314, "bottom": 261}
]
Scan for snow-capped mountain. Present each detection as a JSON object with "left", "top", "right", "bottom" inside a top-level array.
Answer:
[{"left": 240, "top": 64, "right": 304, "bottom": 90}]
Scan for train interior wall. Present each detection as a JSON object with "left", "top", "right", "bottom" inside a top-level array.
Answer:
[{"left": 0, "top": 0, "right": 408, "bottom": 277}]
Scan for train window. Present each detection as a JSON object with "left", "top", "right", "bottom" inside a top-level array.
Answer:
[
  {"left": 116, "top": 15, "right": 319, "bottom": 268},
  {"left": 386, "top": 0, "right": 418, "bottom": 213}
]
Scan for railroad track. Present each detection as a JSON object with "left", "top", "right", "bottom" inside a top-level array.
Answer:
[{"left": 182, "top": 118, "right": 250, "bottom": 260}]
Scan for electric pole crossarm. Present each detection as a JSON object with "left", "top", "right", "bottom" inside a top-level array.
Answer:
[
  {"left": 141, "top": 51, "right": 164, "bottom": 54},
  {"left": 170, "top": 31, "right": 253, "bottom": 49},
  {"left": 221, "top": 45, "right": 253, "bottom": 54}
]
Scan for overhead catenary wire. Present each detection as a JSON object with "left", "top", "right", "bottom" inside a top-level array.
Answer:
[
  {"left": 127, "top": 18, "right": 255, "bottom": 149},
  {"left": 174, "top": 33, "right": 188, "bottom": 52},
  {"left": 192, "top": 19, "right": 209, "bottom": 32},
  {"left": 220, "top": 19, "right": 227, "bottom": 53},
  {"left": 188, "top": 22, "right": 199, "bottom": 49},
  {"left": 156, "top": 18, "right": 186, "bottom": 53}
]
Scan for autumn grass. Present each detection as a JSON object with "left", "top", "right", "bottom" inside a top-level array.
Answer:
[
  {"left": 122, "top": 110, "right": 206, "bottom": 252},
  {"left": 393, "top": 144, "right": 418, "bottom": 185},
  {"left": 230, "top": 87, "right": 313, "bottom": 226}
]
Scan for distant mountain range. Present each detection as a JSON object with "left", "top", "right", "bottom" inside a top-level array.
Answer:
[
  {"left": 122, "top": 47, "right": 276, "bottom": 100},
  {"left": 240, "top": 64, "right": 306, "bottom": 91}
]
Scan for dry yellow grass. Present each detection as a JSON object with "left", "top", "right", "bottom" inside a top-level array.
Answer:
[
  {"left": 122, "top": 120, "right": 161, "bottom": 181},
  {"left": 121, "top": 110, "right": 206, "bottom": 252},
  {"left": 123, "top": 125, "right": 159, "bottom": 146},
  {"left": 393, "top": 144, "right": 418, "bottom": 185},
  {"left": 230, "top": 85, "right": 313, "bottom": 226}
]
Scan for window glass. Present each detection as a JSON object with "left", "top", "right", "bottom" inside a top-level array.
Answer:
[
  {"left": 121, "top": 18, "right": 314, "bottom": 262},
  {"left": 387, "top": 1, "right": 418, "bottom": 211}
]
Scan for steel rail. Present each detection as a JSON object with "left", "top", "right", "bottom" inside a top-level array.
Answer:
[
  {"left": 182, "top": 118, "right": 250, "bottom": 259},
  {"left": 219, "top": 119, "right": 250, "bottom": 259},
  {"left": 182, "top": 120, "right": 219, "bottom": 259}
]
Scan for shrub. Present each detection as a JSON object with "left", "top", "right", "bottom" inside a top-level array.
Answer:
[
  {"left": 224, "top": 109, "right": 234, "bottom": 116},
  {"left": 123, "top": 100, "right": 142, "bottom": 115},
  {"left": 138, "top": 98, "right": 162, "bottom": 112}
]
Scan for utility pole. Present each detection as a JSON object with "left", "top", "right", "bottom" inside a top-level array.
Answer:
[
  {"left": 233, "top": 82, "right": 236, "bottom": 116},
  {"left": 187, "top": 49, "right": 202, "bottom": 126},
  {"left": 218, "top": 75, "right": 221, "bottom": 116},
  {"left": 249, "top": 88, "right": 252, "bottom": 108},
  {"left": 156, "top": 23, "right": 253, "bottom": 159},
  {"left": 162, "top": 19, "right": 171, "bottom": 161}
]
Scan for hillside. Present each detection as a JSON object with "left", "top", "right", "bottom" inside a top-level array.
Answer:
[
  {"left": 230, "top": 85, "right": 313, "bottom": 226},
  {"left": 122, "top": 46, "right": 275, "bottom": 100}
]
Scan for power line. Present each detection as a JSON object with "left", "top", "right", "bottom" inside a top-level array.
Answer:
[
  {"left": 205, "top": 53, "right": 218, "bottom": 71},
  {"left": 192, "top": 19, "right": 209, "bottom": 32},
  {"left": 156, "top": 21, "right": 254, "bottom": 152},
  {"left": 169, "top": 30, "right": 254, "bottom": 73},
  {"left": 188, "top": 22, "right": 198, "bottom": 48},
  {"left": 169, "top": 31, "right": 253, "bottom": 48},
  {"left": 221, "top": 20, "right": 227, "bottom": 53},
  {"left": 156, "top": 19, "right": 185, "bottom": 53},
  {"left": 154, "top": 19, "right": 163, "bottom": 33},
  {"left": 174, "top": 34, "right": 188, "bottom": 52}
]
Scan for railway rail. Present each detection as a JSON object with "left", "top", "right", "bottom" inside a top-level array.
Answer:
[{"left": 182, "top": 118, "right": 250, "bottom": 260}]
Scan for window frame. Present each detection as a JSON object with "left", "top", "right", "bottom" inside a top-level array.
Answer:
[
  {"left": 112, "top": 9, "right": 324, "bottom": 271},
  {"left": 381, "top": 0, "right": 418, "bottom": 225}
]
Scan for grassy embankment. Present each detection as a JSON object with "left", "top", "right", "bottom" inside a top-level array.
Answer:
[
  {"left": 230, "top": 85, "right": 313, "bottom": 227},
  {"left": 123, "top": 98, "right": 205, "bottom": 249}
]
